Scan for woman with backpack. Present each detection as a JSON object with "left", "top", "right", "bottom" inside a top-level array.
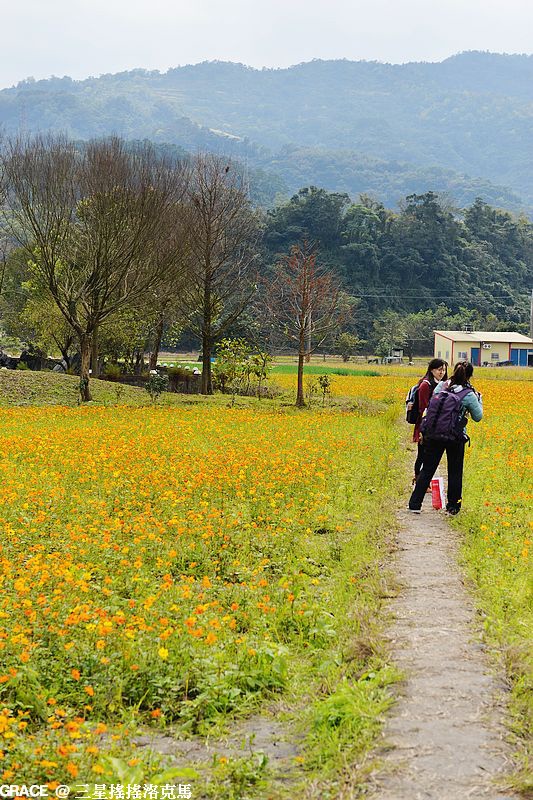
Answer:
[
  {"left": 408, "top": 361, "right": 483, "bottom": 515},
  {"left": 411, "top": 358, "right": 448, "bottom": 483}
]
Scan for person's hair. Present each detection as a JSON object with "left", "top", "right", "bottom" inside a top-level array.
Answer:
[
  {"left": 423, "top": 358, "right": 448, "bottom": 382},
  {"left": 449, "top": 360, "right": 474, "bottom": 387}
]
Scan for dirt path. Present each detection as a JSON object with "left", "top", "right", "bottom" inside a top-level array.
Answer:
[{"left": 372, "top": 506, "right": 516, "bottom": 800}]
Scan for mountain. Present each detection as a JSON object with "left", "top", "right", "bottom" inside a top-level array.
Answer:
[{"left": 1, "top": 52, "right": 533, "bottom": 213}]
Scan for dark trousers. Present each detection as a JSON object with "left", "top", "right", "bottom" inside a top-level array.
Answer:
[
  {"left": 409, "top": 438, "right": 465, "bottom": 511},
  {"left": 414, "top": 442, "right": 425, "bottom": 478}
]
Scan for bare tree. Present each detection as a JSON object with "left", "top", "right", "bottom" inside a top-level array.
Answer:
[
  {"left": 0, "top": 242, "right": 7, "bottom": 308},
  {"left": 177, "top": 154, "right": 261, "bottom": 394},
  {"left": 266, "top": 241, "right": 348, "bottom": 406},
  {"left": 1, "top": 135, "right": 189, "bottom": 400}
]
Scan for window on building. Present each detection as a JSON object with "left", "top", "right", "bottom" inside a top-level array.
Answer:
[
  {"left": 491, "top": 353, "right": 500, "bottom": 361},
  {"left": 437, "top": 350, "right": 441, "bottom": 358},
  {"left": 445, "top": 350, "right": 449, "bottom": 359},
  {"left": 457, "top": 351, "right": 467, "bottom": 360}
]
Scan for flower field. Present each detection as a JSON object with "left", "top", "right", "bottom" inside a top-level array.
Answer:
[
  {"left": 0, "top": 401, "right": 403, "bottom": 787},
  {"left": 0, "top": 366, "right": 531, "bottom": 792},
  {"left": 452, "top": 377, "right": 533, "bottom": 785}
]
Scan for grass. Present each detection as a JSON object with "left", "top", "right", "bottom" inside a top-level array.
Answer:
[
  {"left": 271, "top": 364, "right": 381, "bottom": 377},
  {"left": 0, "top": 370, "right": 147, "bottom": 407}
]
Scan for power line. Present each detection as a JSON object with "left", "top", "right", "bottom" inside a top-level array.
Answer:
[{"left": 352, "top": 294, "right": 525, "bottom": 299}]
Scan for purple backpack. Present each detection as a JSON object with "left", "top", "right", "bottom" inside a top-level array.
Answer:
[{"left": 420, "top": 387, "right": 472, "bottom": 442}]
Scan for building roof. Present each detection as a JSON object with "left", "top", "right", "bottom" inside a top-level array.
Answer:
[{"left": 434, "top": 330, "right": 533, "bottom": 344}]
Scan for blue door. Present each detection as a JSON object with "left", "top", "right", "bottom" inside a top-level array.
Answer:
[
  {"left": 510, "top": 349, "right": 519, "bottom": 365},
  {"left": 519, "top": 349, "right": 527, "bottom": 366},
  {"left": 470, "top": 347, "right": 480, "bottom": 366}
]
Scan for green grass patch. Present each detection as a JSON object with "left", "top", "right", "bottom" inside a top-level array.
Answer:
[{"left": 271, "top": 364, "right": 381, "bottom": 377}]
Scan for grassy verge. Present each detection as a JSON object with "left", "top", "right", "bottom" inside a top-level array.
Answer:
[
  {"left": 0, "top": 370, "right": 147, "bottom": 407},
  {"left": 450, "top": 377, "right": 532, "bottom": 796}
]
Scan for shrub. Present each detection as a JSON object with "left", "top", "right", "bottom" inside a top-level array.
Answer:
[
  {"left": 103, "top": 363, "right": 122, "bottom": 381},
  {"left": 145, "top": 373, "right": 169, "bottom": 402}
]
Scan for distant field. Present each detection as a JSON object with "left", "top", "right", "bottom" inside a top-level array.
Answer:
[{"left": 270, "top": 364, "right": 380, "bottom": 377}]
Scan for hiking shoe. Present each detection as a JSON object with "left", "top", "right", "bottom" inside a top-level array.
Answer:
[
  {"left": 407, "top": 507, "right": 421, "bottom": 514},
  {"left": 446, "top": 507, "right": 460, "bottom": 516}
]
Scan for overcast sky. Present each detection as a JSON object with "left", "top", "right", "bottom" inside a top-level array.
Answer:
[{"left": 2, "top": 0, "right": 533, "bottom": 89}]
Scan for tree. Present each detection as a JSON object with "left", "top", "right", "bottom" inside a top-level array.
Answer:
[
  {"left": 265, "top": 186, "right": 350, "bottom": 253},
  {"left": 266, "top": 241, "right": 347, "bottom": 407},
  {"left": 402, "top": 305, "right": 453, "bottom": 360},
  {"left": 1, "top": 135, "right": 189, "bottom": 401},
  {"left": 371, "top": 310, "right": 406, "bottom": 360},
  {"left": 98, "top": 306, "right": 155, "bottom": 373},
  {"left": 0, "top": 248, "right": 30, "bottom": 343},
  {"left": 176, "top": 154, "right": 261, "bottom": 394},
  {"left": 212, "top": 337, "right": 251, "bottom": 405},
  {"left": 335, "top": 332, "right": 361, "bottom": 362},
  {"left": 18, "top": 291, "right": 77, "bottom": 367}
]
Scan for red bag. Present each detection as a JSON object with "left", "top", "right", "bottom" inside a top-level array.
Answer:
[{"left": 431, "top": 477, "right": 445, "bottom": 509}]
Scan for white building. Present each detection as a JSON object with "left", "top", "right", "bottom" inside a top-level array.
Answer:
[{"left": 434, "top": 331, "right": 533, "bottom": 367}]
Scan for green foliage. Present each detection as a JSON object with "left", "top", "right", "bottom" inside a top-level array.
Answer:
[
  {"left": 203, "top": 753, "right": 269, "bottom": 800},
  {"left": 103, "top": 363, "right": 122, "bottom": 381},
  {"left": 145, "top": 373, "right": 169, "bottom": 403},
  {"left": 214, "top": 338, "right": 273, "bottom": 402},
  {"left": 213, "top": 338, "right": 251, "bottom": 403},
  {"left": 335, "top": 332, "right": 361, "bottom": 361},
  {"left": 317, "top": 374, "right": 332, "bottom": 406},
  {"left": 265, "top": 190, "right": 532, "bottom": 345},
  {"left": 306, "top": 669, "right": 396, "bottom": 770}
]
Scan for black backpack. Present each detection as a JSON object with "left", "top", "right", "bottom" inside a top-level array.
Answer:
[{"left": 405, "top": 379, "right": 430, "bottom": 424}]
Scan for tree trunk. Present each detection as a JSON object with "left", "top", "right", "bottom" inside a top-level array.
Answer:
[
  {"left": 149, "top": 314, "right": 165, "bottom": 370},
  {"left": 305, "top": 311, "right": 312, "bottom": 363},
  {"left": 201, "top": 274, "right": 213, "bottom": 395},
  {"left": 296, "top": 350, "right": 305, "bottom": 407},
  {"left": 91, "top": 324, "right": 99, "bottom": 378},
  {"left": 59, "top": 338, "right": 73, "bottom": 370},
  {"left": 79, "top": 335, "right": 92, "bottom": 402},
  {"left": 296, "top": 325, "right": 306, "bottom": 407},
  {"left": 201, "top": 332, "right": 213, "bottom": 395},
  {"left": 134, "top": 349, "right": 145, "bottom": 375}
]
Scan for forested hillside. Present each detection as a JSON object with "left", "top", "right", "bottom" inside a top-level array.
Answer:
[
  {"left": 260, "top": 189, "right": 533, "bottom": 348},
  {"left": 2, "top": 52, "right": 533, "bottom": 213}
]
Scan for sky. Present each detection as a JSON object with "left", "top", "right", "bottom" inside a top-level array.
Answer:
[{"left": 2, "top": 0, "right": 533, "bottom": 89}]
